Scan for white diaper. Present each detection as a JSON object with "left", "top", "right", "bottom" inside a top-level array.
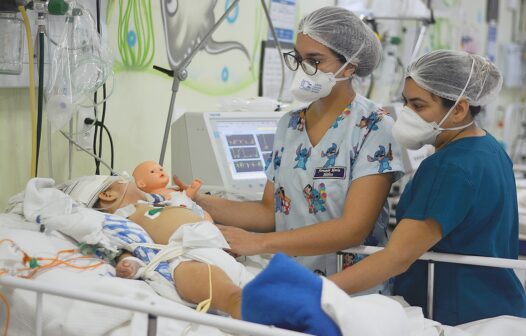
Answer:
[{"left": 132, "top": 221, "right": 254, "bottom": 306}]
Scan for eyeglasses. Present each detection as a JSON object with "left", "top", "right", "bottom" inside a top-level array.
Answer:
[{"left": 283, "top": 51, "right": 321, "bottom": 76}]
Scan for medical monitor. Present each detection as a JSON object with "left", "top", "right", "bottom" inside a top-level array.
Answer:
[{"left": 171, "top": 111, "right": 285, "bottom": 199}]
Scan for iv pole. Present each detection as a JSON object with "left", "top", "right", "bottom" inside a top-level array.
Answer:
[
  {"left": 157, "top": 0, "right": 241, "bottom": 166},
  {"left": 157, "top": 0, "right": 287, "bottom": 165}
]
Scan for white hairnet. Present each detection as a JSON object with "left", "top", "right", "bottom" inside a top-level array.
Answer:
[
  {"left": 298, "top": 6, "right": 381, "bottom": 77},
  {"left": 406, "top": 50, "right": 503, "bottom": 106}
]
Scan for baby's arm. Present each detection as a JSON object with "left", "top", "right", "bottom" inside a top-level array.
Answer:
[
  {"left": 172, "top": 175, "right": 202, "bottom": 200},
  {"left": 115, "top": 252, "right": 142, "bottom": 279}
]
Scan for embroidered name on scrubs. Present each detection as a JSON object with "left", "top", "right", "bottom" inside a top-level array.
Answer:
[
  {"left": 266, "top": 95, "right": 405, "bottom": 277},
  {"left": 313, "top": 167, "right": 346, "bottom": 179}
]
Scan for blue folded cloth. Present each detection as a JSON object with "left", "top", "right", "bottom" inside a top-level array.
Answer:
[{"left": 241, "top": 253, "right": 342, "bottom": 336}]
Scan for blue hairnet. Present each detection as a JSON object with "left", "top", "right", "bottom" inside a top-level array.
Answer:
[
  {"left": 298, "top": 6, "right": 382, "bottom": 77},
  {"left": 407, "top": 50, "right": 503, "bottom": 106}
]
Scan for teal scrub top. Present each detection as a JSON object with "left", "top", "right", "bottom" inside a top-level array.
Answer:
[{"left": 394, "top": 132, "right": 526, "bottom": 325}]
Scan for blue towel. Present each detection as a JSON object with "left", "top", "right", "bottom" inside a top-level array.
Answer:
[{"left": 242, "top": 253, "right": 342, "bottom": 336}]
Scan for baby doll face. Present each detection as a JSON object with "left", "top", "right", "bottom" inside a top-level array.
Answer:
[{"left": 133, "top": 161, "right": 169, "bottom": 192}]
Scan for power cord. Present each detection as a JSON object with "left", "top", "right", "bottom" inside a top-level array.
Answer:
[
  {"left": 84, "top": 118, "right": 114, "bottom": 169},
  {"left": 93, "top": 0, "right": 109, "bottom": 175}
]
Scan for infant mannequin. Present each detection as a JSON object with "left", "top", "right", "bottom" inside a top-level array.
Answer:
[
  {"left": 132, "top": 160, "right": 201, "bottom": 201},
  {"left": 133, "top": 161, "right": 212, "bottom": 222},
  {"left": 94, "top": 179, "right": 253, "bottom": 318}
]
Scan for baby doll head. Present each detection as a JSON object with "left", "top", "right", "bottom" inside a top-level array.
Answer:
[{"left": 132, "top": 161, "right": 169, "bottom": 193}]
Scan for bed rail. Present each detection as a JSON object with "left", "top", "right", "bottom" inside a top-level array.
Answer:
[
  {"left": 338, "top": 246, "right": 526, "bottom": 320},
  {"left": 0, "top": 275, "right": 306, "bottom": 336}
]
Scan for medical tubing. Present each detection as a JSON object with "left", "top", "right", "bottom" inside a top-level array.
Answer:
[
  {"left": 98, "top": 4, "right": 109, "bottom": 173},
  {"left": 36, "top": 29, "right": 45, "bottom": 175},
  {"left": 260, "top": 0, "right": 285, "bottom": 105},
  {"left": 60, "top": 130, "right": 118, "bottom": 175},
  {"left": 94, "top": 0, "right": 101, "bottom": 173},
  {"left": 84, "top": 117, "right": 114, "bottom": 170},
  {"left": 84, "top": 116, "right": 115, "bottom": 171},
  {"left": 47, "top": 120, "right": 54, "bottom": 178},
  {"left": 0, "top": 291, "right": 10, "bottom": 336},
  {"left": 68, "top": 119, "right": 73, "bottom": 179},
  {"left": 19, "top": 5, "right": 38, "bottom": 178}
]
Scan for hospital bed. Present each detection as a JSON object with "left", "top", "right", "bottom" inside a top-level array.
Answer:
[{"left": 1, "top": 210, "right": 526, "bottom": 336}]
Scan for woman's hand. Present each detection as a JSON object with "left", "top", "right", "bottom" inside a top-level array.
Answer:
[{"left": 217, "top": 224, "right": 265, "bottom": 256}]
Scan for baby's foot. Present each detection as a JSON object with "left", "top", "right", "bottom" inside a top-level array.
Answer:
[{"left": 116, "top": 258, "right": 140, "bottom": 279}]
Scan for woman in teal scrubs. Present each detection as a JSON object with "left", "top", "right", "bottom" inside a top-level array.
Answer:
[{"left": 327, "top": 49, "right": 526, "bottom": 325}]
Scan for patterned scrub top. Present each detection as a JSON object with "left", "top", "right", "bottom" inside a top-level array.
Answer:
[{"left": 265, "top": 94, "right": 405, "bottom": 293}]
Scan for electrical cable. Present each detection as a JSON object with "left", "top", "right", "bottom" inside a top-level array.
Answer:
[
  {"left": 84, "top": 118, "right": 114, "bottom": 169},
  {"left": 0, "top": 237, "right": 106, "bottom": 335},
  {"left": 94, "top": 0, "right": 110, "bottom": 175},
  {"left": 19, "top": 5, "right": 38, "bottom": 178},
  {"left": 36, "top": 28, "right": 45, "bottom": 176},
  {"left": 60, "top": 130, "right": 118, "bottom": 175},
  {"left": 97, "top": 120, "right": 115, "bottom": 169}
]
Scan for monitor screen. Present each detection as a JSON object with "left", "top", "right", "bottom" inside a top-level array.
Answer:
[{"left": 213, "top": 119, "right": 279, "bottom": 180}]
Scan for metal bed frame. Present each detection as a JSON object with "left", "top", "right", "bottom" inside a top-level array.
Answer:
[
  {"left": 2, "top": 247, "right": 526, "bottom": 335},
  {"left": 338, "top": 246, "right": 526, "bottom": 320},
  {"left": 0, "top": 275, "right": 305, "bottom": 336}
]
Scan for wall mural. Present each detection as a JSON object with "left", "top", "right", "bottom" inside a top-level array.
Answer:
[
  {"left": 160, "top": 0, "right": 250, "bottom": 68},
  {"left": 116, "top": 0, "right": 155, "bottom": 70},
  {"left": 106, "top": 0, "right": 264, "bottom": 95}
]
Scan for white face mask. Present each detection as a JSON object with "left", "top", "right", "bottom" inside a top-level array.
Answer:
[
  {"left": 392, "top": 58, "right": 476, "bottom": 150},
  {"left": 392, "top": 105, "right": 474, "bottom": 150},
  {"left": 290, "top": 61, "right": 351, "bottom": 103}
]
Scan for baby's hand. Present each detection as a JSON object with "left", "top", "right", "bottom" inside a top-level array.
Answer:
[{"left": 116, "top": 258, "right": 140, "bottom": 279}]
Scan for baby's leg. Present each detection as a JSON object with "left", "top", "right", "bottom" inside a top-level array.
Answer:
[{"left": 173, "top": 261, "right": 241, "bottom": 318}]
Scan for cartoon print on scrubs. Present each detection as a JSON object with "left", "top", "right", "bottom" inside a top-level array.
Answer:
[
  {"left": 294, "top": 144, "right": 312, "bottom": 170},
  {"left": 367, "top": 144, "right": 393, "bottom": 173},
  {"left": 275, "top": 186, "right": 291, "bottom": 215},
  {"left": 356, "top": 109, "right": 387, "bottom": 135},
  {"left": 303, "top": 183, "right": 327, "bottom": 214},
  {"left": 321, "top": 143, "right": 340, "bottom": 168},
  {"left": 274, "top": 146, "right": 284, "bottom": 170},
  {"left": 288, "top": 110, "right": 306, "bottom": 131},
  {"left": 265, "top": 95, "right": 404, "bottom": 278},
  {"left": 332, "top": 106, "right": 351, "bottom": 128}
]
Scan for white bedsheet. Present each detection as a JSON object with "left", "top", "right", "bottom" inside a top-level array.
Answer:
[
  {"left": 0, "top": 219, "right": 234, "bottom": 336},
  {"left": 1, "top": 213, "right": 525, "bottom": 336}
]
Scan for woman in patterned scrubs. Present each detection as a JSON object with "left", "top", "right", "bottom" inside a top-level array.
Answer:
[{"left": 196, "top": 6, "right": 404, "bottom": 293}]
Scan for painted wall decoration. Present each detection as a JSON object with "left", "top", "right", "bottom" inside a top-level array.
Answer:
[
  {"left": 106, "top": 0, "right": 266, "bottom": 96},
  {"left": 115, "top": 0, "right": 155, "bottom": 70}
]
